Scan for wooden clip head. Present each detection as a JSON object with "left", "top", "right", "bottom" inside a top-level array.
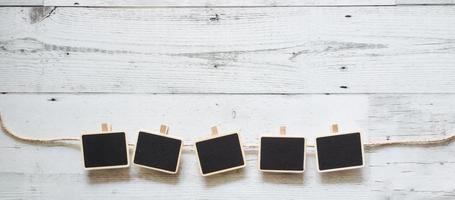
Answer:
[
  {"left": 331, "top": 124, "right": 339, "bottom": 134},
  {"left": 101, "top": 123, "right": 112, "bottom": 132},
  {"left": 160, "top": 124, "right": 169, "bottom": 135},
  {"left": 211, "top": 126, "right": 219, "bottom": 136},
  {"left": 279, "top": 126, "right": 286, "bottom": 136}
]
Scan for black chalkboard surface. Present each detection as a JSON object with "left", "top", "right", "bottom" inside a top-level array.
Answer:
[
  {"left": 259, "top": 137, "right": 306, "bottom": 172},
  {"left": 81, "top": 132, "right": 129, "bottom": 169},
  {"left": 195, "top": 133, "right": 245, "bottom": 176},
  {"left": 315, "top": 132, "right": 364, "bottom": 172},
  {"left": 133, "top": 131, "right": 183, "bottom": 173}
]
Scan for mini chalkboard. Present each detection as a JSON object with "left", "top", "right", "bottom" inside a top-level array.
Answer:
[
  {"left": 195, "top": 132, "right": 245, "bottom": 176},
  {"left": 315, "top": 132, "right": 364, "bottom": 172},
  {"left": 259, "top": 136, "right": 306, "bottom": 173},
  {"left": 81, "top": 132, "right": 129, "bottom": 170},
  {"left": 133, "top": 131, "right": 183, "bottom": 174}
]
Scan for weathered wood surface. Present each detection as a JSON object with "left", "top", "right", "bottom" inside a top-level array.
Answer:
[
  {"left": 2, "top": 0, "right": 454, "bottom": 7},
  {"left": 1, "top": 1, "right": 455, "bottom": 199},
  {"left": 0, "top": 94, "right": 454, "bottom": 199},
  {"left": 43, "top": 0, "right": 396, "bottom": 7},
  {"left": 0, "top": 0, "right": 42, "bottom": 6},
  {"left": 1, "top": 6, "right": 455, "bottom": 93}
]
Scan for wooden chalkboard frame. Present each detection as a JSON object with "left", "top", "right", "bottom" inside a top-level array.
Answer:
[
  {"left": 258, "top": 135, "right": 307, "bottom": 173},
  {"left": 80, "top": 131, "right": 130, "bottom": 170},
  {"left": 315, "top": 132, "right": 365, "bottom": 173},
  {"left": 132, "top": 130, "right": 183, "bottom": 174},
  {"left": 194, "top": 132, "right": 246, "bottom": 176}
]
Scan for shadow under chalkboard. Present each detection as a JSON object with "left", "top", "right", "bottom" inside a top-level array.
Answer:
[
  {"left": 203, "top": 168, "right": 246, "bottom": 188},
  {"left": 319, "top": 168, "right": 365, "bottom": 184},
  {"left": 86, "top": 168, "right": 131, "bottom": 184},
  {"left": 261, "top": 172, "right": 305, "bottom": 185},
  {"left": 136, "top": 167, "right": 181, "bottom": 185}
]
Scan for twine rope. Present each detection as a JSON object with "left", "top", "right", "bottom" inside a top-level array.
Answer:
[{"left": 1, "top": 113, "right": 454, "bottom": 150}]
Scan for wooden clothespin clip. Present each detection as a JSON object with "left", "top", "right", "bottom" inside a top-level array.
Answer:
[
  {"left": 101, "top": 123, "right": 112, "bottom": 132},
  {"left": 211, "top": 126, "right": 219, "bottom": 136},
  {"left": 331, "top": 124, "right": 339, "bottom": 134},
  {"left": 279, "top": 126, "right": 286, "bottom": 136},
  {"left": 160, "top": 124, "right": 169, "bottom": 135}
]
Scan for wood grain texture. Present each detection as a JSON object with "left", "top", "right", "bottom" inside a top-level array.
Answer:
[
  {"left": 397, "top": 0, "right": 455, "bottom": 5},
  {"left": 42, "top": 0, "right": 395, "bottom": 7},
  {"left": 42, "top": 0, "right": 455, "bottom": 7},
  {"left": 0, "top": 0, "right": 42, "bottom": 6},
  {"left": 3, "top": 0, "right": 455, "bottom": 7},
  {"left": 0, "top": 94, "right": 454, "bottom": 199},
  {"left": 1, "top": 6, "right": 455, "bottom": 93},
  {"left": 1, "top": 2, "right": 455, "bottom": 199}
]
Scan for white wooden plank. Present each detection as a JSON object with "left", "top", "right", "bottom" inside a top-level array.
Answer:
[
  {"left": 1, "top": 7, "right": 455, "bottom": 94},
  {"left": 0, "top": 0, "right": 42, "bottom": 6},
  {"left": 1, "top": 94, "right": 454, "bottom": 141},
  {"left": 3, "top": 0, "right": 453, "bottom": 7},
  {"left": 0, "top": 94, "right": 454, "bottom": 199},
  {"left": 397, "top": 0, "right": 455, "bottom": 5},
  {"left": 42, "top": 0, "right": 395, "bottom": 7}
]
